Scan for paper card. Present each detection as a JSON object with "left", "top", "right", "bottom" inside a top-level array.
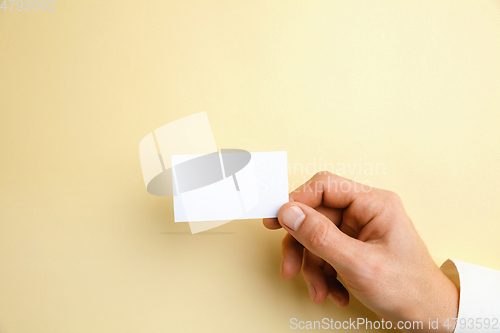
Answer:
[
  {"left": 139, "top": 111, "right": 289, "bottom": 233},
  {"left": 172, "top": 151, "right": 288, "bottom": 222}
]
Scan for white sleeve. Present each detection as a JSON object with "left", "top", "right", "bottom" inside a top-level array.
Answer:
[{"left": 440, "top": 259, "right": 500, "bottom": 333}]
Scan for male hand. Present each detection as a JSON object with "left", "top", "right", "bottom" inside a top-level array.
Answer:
[{"left": 263, "top": 172, "right": 459, "bottom": 333}]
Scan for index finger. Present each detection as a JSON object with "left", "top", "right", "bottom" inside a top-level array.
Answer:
[{"left": 290, "top": 172, "right": 368, "bottom": 209}]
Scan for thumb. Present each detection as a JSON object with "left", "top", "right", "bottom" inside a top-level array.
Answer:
[{"left": 277, "top": 202, "right": 358, "bottom": 270}]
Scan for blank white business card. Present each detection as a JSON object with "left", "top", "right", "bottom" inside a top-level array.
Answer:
[{"left": 172, "top": 151, "right": 288, "bottom": 222}]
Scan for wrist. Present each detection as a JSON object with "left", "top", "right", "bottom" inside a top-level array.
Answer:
[
  {"left": 401, "top": 267, "right": 459, "bottom": 333},
  {"left": 431, "top": 269, "right": 459, "bottom": 333}
]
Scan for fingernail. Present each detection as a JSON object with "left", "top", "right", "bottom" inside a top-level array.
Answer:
[
  {"left": 281, "top": 206, "right": 305, "bottom": 231},
  {"left": 307, "top": 283, "right": 316, "bottom": 301},
  {"left": 280, "top": 257, "right": 284, "bottom": 275},
  {"left": 329, "top": 292, "right": 342, "bottom": 308}
]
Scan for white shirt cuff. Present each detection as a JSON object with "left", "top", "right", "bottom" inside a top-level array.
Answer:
[{"left": 441, "top": 259, "right": 500, "bottom": 333}]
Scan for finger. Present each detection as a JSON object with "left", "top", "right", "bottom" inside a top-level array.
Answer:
[
  {"left": 281, "top": 233, "right": 304, "bottom": 279},
  {"left": 327, "top": 276, "right": 350, "bottom": 308},
  {"left": 277, "top": 201, "right": 360, "bottom": 272},
  {"left": 302, "top": 249, "right": 329, "bottom": 304},
  {"left": 263, "top": 217, "right": 281, "bottom": 229},
  {"left": 289, "top": 172, "right": 383, "bottom": 240},
  {"left": 323, "top": 263, "right": 349, "bottom": 308},
  {"left": 340, "top": 189, "right": 400, "bottom": 241},
  {"left": 315, "top": 205, "right": 343, "bottom": 227},
  {"left": 289, "top": 171, "right": 369, "bottom": 209}
]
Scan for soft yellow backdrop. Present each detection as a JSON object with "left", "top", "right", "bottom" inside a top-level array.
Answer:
[{"left": 1, "top": 1, "right": 499, "bottom": 332}]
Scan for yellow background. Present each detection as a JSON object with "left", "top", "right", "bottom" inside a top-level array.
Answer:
[{"left": 1, "top": 1, "right": 499, "bottom": 332}]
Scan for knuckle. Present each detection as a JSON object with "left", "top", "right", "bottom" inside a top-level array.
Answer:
[
  {"left": 311, "top": 171, "right": 334, "bottom": 193},
  {"left": 373, "top": 190, "right": 405, "bottom": 219},
  {"left": 377, "top": 190, "right": 403, "bottom": 210},
  {"left": 386, "top": 190, "right": 402, "bottom": 203},
  {"left": 313, "top": 171, "right": 334, "bottom": 184},
  {"left": 308, "top": 223, "right": 331, "bottom": 252}
]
